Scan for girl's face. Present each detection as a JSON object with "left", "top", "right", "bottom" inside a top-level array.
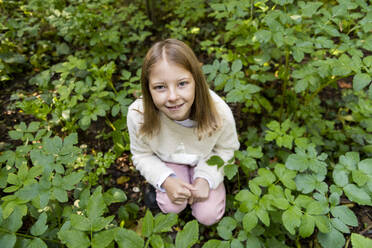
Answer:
[{"left": 149, "top": 60, "right": 195, "bottom": 121}]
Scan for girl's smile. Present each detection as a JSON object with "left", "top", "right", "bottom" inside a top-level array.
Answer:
[{"left": 149, "top": 60, "right": 195, "bottom": 121}]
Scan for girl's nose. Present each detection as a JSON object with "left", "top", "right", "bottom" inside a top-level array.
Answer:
[{"left": 168, "top": 88, "right": 178, "bottom": 101}]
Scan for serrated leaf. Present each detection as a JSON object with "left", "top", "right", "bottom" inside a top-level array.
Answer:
[
  {"left": 286, "top": 154, "right": 308, "bottom": 172},
  {"left": 217, "top": 217, "right": 237, "bottom": 240},
  {"left": 331, "top": 218, "right": 350, "bottom": 233},
  {"left": 103, "top": 188, "right": 127, "bottom": 205},
  {"left": 275, "top": 164, "right": 297, "bottom": 190},
  {"left": 115, "top": 228, "right": 144, "bottom": 248},
  {"left": 70, "top": 214, "right": 91, "bottom": 231},
  {"left": 175, "top": 220, "right": 199, "bottom": 248},
  {"left": 92, "top": 228, "right": 118, "bottom": 248},
  {"left": 256, "top": 208, "right": 270, "bottom": 226},
  {"left": 282, "top": 206, "right": 302, "bottom": 235},
  {"left": 224, "top": 164, "right": 238, "bottom": 180},
  {"left": 351, "top": 233, "right": 372, "bottom": 248},
  {"left": 58, "top": 230, "right": 90, "bottom": 248},
  {"left": 62, "top": 171, "right": 84, "bottom": 190},
  {"left": 299, "top": 214, "right": 315, "bottom": 238},
  {"left": 87, "top": 186, "right": 106, "bottom": 219},
  {"left": 207, "top": 156, "right": 224, "bottom": 168},
  {"left": 343, "top": 184, "right": 371, "bottom": 205},
  {"left": 0, "top": 232, "right": 16, "bottom": 248},
  {"left": 331, "top": 205, "right": 358, "bottom": 226},
  {"left": 333, "top": 168, "right": 349, "bottom": 187},
  {"left": 242, "top": 212, "right": 258, "bottom": 232},
  {"left": 314, "top": 215, "right": 331, "bottom": 233},
  {"left": 317, "top": 226, "right": 345, "bottom": 248},
  {"left": 353, "top": 73, "right": 371, "bottom": 91},
  {"left": 30, "top": 212, "right": 48, "bottom": 236},
  {"left": 91, "top": 216, "right": 114, "bottom": 232},
  {"left": 153, "top": 213, "right": 178, "bottom": 233},
  {"left": 142, "top": 210, "right": 154, "bottom": 238},
  {"left": 295, "top": 174, "right": 316, "bottom": 194}
]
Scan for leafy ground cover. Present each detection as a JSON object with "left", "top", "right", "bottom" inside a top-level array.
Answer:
[{"left": 1, "top": 0, "right": 372, "bottom": 247}]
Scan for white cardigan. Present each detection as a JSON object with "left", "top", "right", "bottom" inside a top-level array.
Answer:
[{"left": 127, "top": 90, "right": 239, "bottom": 190}]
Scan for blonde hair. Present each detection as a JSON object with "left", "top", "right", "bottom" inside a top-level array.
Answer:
[{"left": 140, "top": 39, "right": 221, "bottom": 139}]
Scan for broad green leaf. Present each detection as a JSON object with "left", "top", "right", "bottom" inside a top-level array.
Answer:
[
  {"left": 286, "top": 154, "right": 308, "bottom": 172},
  {"left": 175, "top": 220, "right": 199, "bottom": 248},
  {"left": 255, "top": 168, "right": 276, "bottom": 186},
  {"left": 330, "top": 205, "right": 358, "bottom": 226},
  {"left": 282, "top": 206, "right": 302, "bottom": 235},
  {"left": 53, "top": 187, "right": 68, "bottom": 203},
  {"left": 253, "top": 30, "right": 272, "bottom": 43},
  {"left": 115, "top": 228, "right": 144, "bottom": 248},
  {"left": 353, "top": 73, "right": 371, "bottom": 91},
  {"left": 245, "top": 235, "right": 261, "bottom": 248},
  {"left": 91, "top": 216, "right": 114, "bottom": 232},
  {"left": 58, "top": 230, "right": 90, "bottom": 248},
  {"left": 314, "top": 215, "right": 331, "bottom": 233},
  {"left": 343, "top": 184, "right": 371, "bottom": 205},
  {"left": 272, "top": 0, "right": 293, "bottom": 6},
  {"left": 207, "top": 156, "right": 224, "bottom": 168},
  {"left": 142, "top": 210, "right": 154, "bottom": 238},
  {"left": 217, "top": 217, "right": 237, "bottom": 240},
  {"left": 27, "top": 238, "right": 47, "bottom": 248},
  {"left": 352, "top": 170, "right": 368, "bottom": 187},
  {"left": 231, "top": 60, "right": 242, "bottom": 73},
  {"left": 299, "top": 214, "right": 315, "bottom": 238},
  {"left": 307, "top": 201, "right": 328, "bottom": 215},
  {"left": 30, "top": 212, "right": 48, "bottom": 236},
  {"left": 0, "top": 232, "right": 16, "bottom": 248},
  {"left": 300, "top": 1, "right": 323, "bottom": 17},
  {"left": 103, "top": 188, "right": 127, "bottom": 205},
  {"left": 149, "top": 234, "right": 164, "bottom": 248},
  {"left": 92, "top": 228, "right": 117, "bottom": 248},
  {"left": 242, "top": 212, "right": 258, "bottom": 233},
  {"left": 274, "top": 164, "right": 296, "bottom": 190},
  {"left": 87, "top": 186, "right": 106, "bottom": 219},
  {"left": 62, "top": 171, "right": 84, "bottom": 190},
  {"left": 256, "top": 208, "right": 270, "bottom": 226},
  {"left": 202, "top": 240, "right": 230, "bottom": 248},
  {"left": 331, "top": 218, "right": 350, "bottom": 233},
  {"left": 1, "top": 206, "right": 24, "bottom": 232},
  {"left": 351, "top": 233, "right": 372, "bottom": 248},
  {"left": 224, "top": 164, "right": 238, "bottom": 180},
  {"left": 153, "top": 213, "right": 178, "bottom": 233},
  {"left": 70, "top": 214, "right": 91, "bottom": 231},
  {"left": 230, "top": 239, "right": 243, "bottom": 248},
  {"left": 358, "top": 159, "right": 372, "bottom": 175},
  {"left": 295, "top": 174, "right": 316, "bottom": 194},
  {"left": 317, "top": 226, "right": 345, "bottom": 248},
  {"left": 333, "top": 168, "right": 349, "bottom": 187}
]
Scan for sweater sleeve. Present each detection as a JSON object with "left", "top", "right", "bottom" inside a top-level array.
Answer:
[
  {"left": 127, "top": 102, "right": 175, "bottom": 189},
  {"left": 193, "top": 101, "right": 240, "bottom": 189}
]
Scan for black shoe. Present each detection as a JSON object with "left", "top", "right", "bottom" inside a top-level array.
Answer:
[{"left": 144, "top": 184, "right": 159, "bottom": 210}]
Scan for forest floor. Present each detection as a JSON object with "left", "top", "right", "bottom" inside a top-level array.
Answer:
[{"left": 1, "top": 78, "right": 372, "bottom": 246}]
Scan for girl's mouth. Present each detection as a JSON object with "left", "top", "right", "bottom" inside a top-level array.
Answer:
[{"left": 166, "top": 103, "right": 184, "bottom": 110}]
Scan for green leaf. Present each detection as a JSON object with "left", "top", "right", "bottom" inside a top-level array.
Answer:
[
  {"left": 352, "top": 170, "right": 368, "bottom": 187},
  {"left": 274, "top": 164, "right": 297, "bottom": 190},
  {"left": 149, "top": 234, "right": 164, "bottom": 248},
  {"left": 53, "top": 187, "right": 68, "bottom": 203},
  {"left": 314, "top": 215, "right": 331, "bottom": 233},
  {"left": 207, "top": 155, "right": 224, "bottom": 168},
  {"left": 231, "top": 239, "right": 244, "bottom": 248},
  {"left": 231, "top": 60, "right": 242, "bottom": 73},
  {"left": 253, "top": 30, "right": 272, "bottom": 43},
  {"left": 27, "top": 238, "right": 48, "bottom": 248},
  {"left": 115, "top": 228, "right": 144, "bottom": 248},
  {"left": 175, "top": 220, "right": 199, "bottom": 248},
  {"left": 0, "top": 232, "right": 16, "bottom": 248},
  {"left": 92, "top": 228, "right": 118, "bottom": 248},
  {"left": 30, "top": 212, "right": 48, "bottom": 236},
  {"left": 351, "top": 233, "right": 372, "bottom": 248},
  {"left": 353, "top": 73, "right": 371, "bottom": 91},
  {"left": 142, "top": 210, "right": 154, "bottom": 238},
  {"left": 282, "top": 206, "right": 302, "bottom": 235},
  {"left": 358, "top": 159, "right": 372, "bottom": 175},
  {"left": 202, "top": 240, "right": 230, "bottom": 248},
  {"left": 333, "top": 168, "right": 349, "bottom": 187},
  {"left": 256, "top": 208, "right": 270, "bottom": 226},
  {"left": 343, "top": 184, "right": 371, "bottom": 205},
  {"left": 317, "top": 226, "right": 345, "bottom": 248},
  {"left": 331, "top": 205, "right": 358, "bottom": 227},
  {"left": 103, "top": 188, "right": 127, "bottom": 205},
  {"left": 70, "top": 214, "right": 91, "bottom": 231},
  {"left": 87, "top": 186, "right": 106, "bottom": 219},
  {"left": 58, "top": 230, "right": 90, "bottom": 248},
  {"left": 307, "top": 201, "right": 328, "bottom": 215},
  {"left": 217, "top": 217, "right": 237, "bottom": 240},
  {"left": 91, "top": 216, "right": 114, "bottom": 232},
  {"left": 242, "top": 212, "right": 258, "bottom": 232},
  {"left": 153, "top": 213, "right": 178, "bottom": 233},
  {"left": 62, "top": 171, "right": 84, "bottom": 190},
  {"left": 2, "top": 206, "right": 24, "bottom": 232},
  {"left": 331, "top": 218, "right": 350, "bottom": 233},
  {"left": 286, "top": 154, "right": 308, "bottom": 172},
  {"left": 299, "top": 214, "right": 315, "bottom": 238},
  {"left": 295, "top": 174, "right": 316, "bottom": 194},
  {"left": 224, "top": 164, "right": 238, "bottom": 180}
]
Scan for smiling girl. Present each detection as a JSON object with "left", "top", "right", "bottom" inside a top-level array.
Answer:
[{"left": 127, "top": 39, "right": 239, "bottom": 226}]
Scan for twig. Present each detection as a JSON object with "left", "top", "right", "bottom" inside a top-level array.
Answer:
[{"left": 360, "top": 223, "right": 372, "bottom": 235}]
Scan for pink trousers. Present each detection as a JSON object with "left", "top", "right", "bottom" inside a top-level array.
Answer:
[{"left": 156, "top": 162, "right": 226, "bottom": 226}]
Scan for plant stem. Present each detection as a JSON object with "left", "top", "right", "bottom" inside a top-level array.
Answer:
[
  {"left": 304, "top": 73, "right": 354, "bottom": 106},
  {"left": 0, "top": 227, "right": 61, "bottom": 244},
  {"left": 279, "top": 47, "right": 290, "bottom": 121}
]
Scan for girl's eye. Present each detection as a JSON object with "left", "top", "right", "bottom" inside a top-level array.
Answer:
[
  {"left": 179, "top": 81, "right": 188, "bottom": 87},
  {"left": 154, "top": 85, "right": 165, "bottom": 91}
]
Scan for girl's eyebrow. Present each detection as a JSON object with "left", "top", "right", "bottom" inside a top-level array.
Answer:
[{"left": 177, "top": 76, "right": 190, "bottom": 81}]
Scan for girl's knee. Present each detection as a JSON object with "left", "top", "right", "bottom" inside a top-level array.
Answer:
[{"left": 192, "top": 206, "right": 225, "bottom": 226}]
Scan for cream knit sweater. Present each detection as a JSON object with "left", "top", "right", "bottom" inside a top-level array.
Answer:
[{"left": 127, "top": 90, "right": 239, "bottom": 190}]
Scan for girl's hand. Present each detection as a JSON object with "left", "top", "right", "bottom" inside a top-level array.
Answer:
[
  {"left": 188, "top": 178, "right": 210, "bottom": 205},
  {"left": 162, "top": 176, "right": 196, "bottom": 205}
]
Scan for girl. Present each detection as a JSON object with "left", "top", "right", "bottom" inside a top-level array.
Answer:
[{"left": 127, "top": 39, "right": 239, "bottom": 226}]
